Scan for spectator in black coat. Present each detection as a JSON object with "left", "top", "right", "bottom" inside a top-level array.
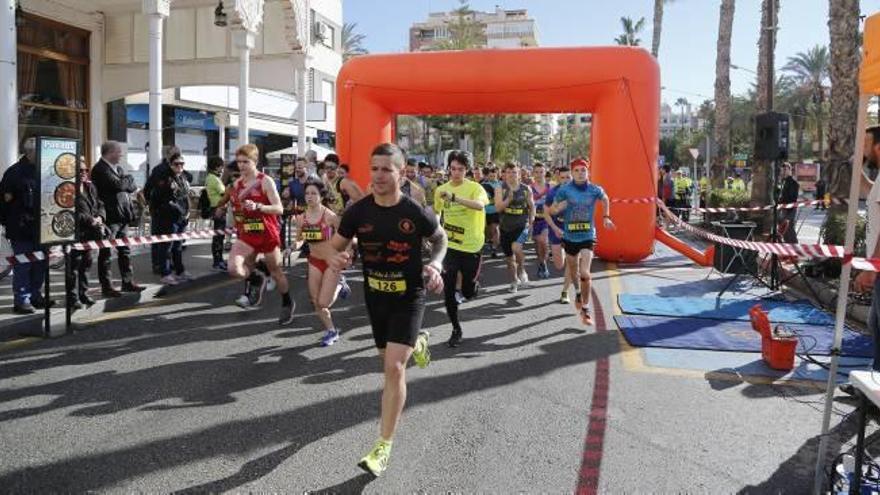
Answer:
[
  {"left": 66, "top": 161, "right": 106, "bottom": 309},
  {"left": 144, "top": 145, "right": 180, "bottom": 274},
  {"left": 0, "top": 138, "right": 51, "bottom": 313},
  {"left": 815, "top": 178, "right": 827, "bottom": 210},
  {"left": 150, "top": 152, "right": 192, "bottom": 285},
  {"left": 90, "top": 141, "right": 144, "bottom": 296},
  {"left": 777, "top": 162, "right": 800, "bottom": 244}
]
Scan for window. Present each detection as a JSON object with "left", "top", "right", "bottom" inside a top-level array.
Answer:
[
  {"left": 17, "top": 13, "right": 90, "bottom": 162},
  {"left": 321, "top": 79, "right": 335, "bottom": 105},
  {"left": 320, "top": 23, "right": 335, "bottom": 49}
]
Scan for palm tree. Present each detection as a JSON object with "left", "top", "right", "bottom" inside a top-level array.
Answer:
[
  {"left": 783, "top": 45, "right": 830, "bottom": 160},
  {"left": 751, "top": 0, "right": 778, "bottom": 211},
  {"left": 651, "top": 0, "right": 676, "bottom": 58},
  {"left": 675, "top": 97, "right": 689, "bottom": 130},
  {"left": 614, "top": 17, "right": 646, "bottom": 47},
  {"left": 341, "top": 22, "right": 368, "bottom": 62},
  {"left": 711, "top": 0, "right": 735, "bottom": 189},
  {"left": 826, "top": 0, "right": 860, "bottom": 211}
]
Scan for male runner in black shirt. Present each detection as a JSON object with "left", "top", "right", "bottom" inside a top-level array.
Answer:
[{"left": 329, "top": 143, "right": 448, "bottom": 478}]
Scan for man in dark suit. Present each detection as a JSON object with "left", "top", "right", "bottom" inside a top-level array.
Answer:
[{"left": 90, "top": 141, "right": 144, "bottom": 296}]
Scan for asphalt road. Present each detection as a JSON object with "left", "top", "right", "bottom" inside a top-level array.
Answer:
[{"left": 0, "top": 243, "right": 875, "bottom": 492}]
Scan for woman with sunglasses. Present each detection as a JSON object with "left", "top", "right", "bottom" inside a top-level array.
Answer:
[
  {"left": 149, "top": 152, "right": 192, "bottom": 285},
  {"left": 67, "top": 160, "right": 105, "bottom": 309},
  {"left": 218, "top": 144, "right": 294, "bottom": 324}
]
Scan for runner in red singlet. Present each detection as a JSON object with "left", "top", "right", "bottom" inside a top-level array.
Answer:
[{"left": 218, "top": 144, "right": 295, "bottom": 324}]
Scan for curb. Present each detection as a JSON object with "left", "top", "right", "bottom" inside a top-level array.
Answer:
[{"left": 0, "top": 270, "right": 229, "bottom": 342}]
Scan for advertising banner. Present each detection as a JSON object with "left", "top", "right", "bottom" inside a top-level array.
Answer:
[{"left": 36, "top": 137, "right": 79, "bottom": 246}]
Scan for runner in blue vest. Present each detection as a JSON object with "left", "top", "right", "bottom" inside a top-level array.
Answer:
[{"left": 546, "top": 159, "right": 615, "bottom": 326}]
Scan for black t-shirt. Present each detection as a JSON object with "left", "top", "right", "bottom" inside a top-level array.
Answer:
[{"left": 338, "top": 194, "right": 439, "bottom": 297}]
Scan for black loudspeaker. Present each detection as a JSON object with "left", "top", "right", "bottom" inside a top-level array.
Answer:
[
  {"left": 712, "top": 222, "right": 758, "bottom": 274},
  {"left": 754, "top": 112, "right": 790, "bottom": 160}
]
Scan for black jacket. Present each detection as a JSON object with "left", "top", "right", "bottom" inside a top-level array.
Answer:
[
  {"left": 150, "top": 169, "right": 190, "bottom": 225},
  {"left": 777, "top": 176, "right": 800, "bottom": 205},
  {"left": 0, "top": 157, "right": 38, "bottom": 242},
  {"left": 91, "top": 158, "right": 137, "bottom": 225},
  {"left": 76, "top": 182, "right": 107, "bottom": 241}
]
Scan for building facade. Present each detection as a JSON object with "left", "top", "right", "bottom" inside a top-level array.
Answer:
[
  {"left": 659, "top": 101, "right": 698, "bottom": 138},
  {"left": 409, "top": 7, "right": 538, "bottom": 51},
  {"left": 2, "top": 0, "right": 341, "bottom": 178}
]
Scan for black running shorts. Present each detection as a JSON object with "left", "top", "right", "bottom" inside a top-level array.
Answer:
[
  {"left": 562, "top": 239, "right": 595, "bottom": 257},
  {"left": 365, "top": 290, "right": 427, "bottom": 349}
]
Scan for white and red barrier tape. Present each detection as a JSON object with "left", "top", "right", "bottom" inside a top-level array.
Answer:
[
  {"left": 612, "top": 196, "right": 847, "bottom": 213},
  {"left": 656, "top": 200, "right": 880, "bottom": 272},
  {"left": 2, "top": 227, "right": 235, "bottom": 268}
]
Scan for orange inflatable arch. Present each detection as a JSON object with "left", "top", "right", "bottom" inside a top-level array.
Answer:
[{"left": 336, "top": 47, "right": 659, "bottom": 262}]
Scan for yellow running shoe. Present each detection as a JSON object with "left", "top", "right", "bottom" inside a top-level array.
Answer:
[
  {"left": 358, "top": 439, "right": 392, "bottom": 477},
  {"left": 412, "top": 331, "right": 431, "bottom": 369}
]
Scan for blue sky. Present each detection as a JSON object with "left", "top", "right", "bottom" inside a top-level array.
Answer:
[{"left": 344, "top": 0, "right": 880, "bottom": 107}]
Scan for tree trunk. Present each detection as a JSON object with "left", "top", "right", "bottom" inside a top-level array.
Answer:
[
  {"left": 484, "top": 115, "right": 494, "bottom": 163},
  {"left": 795, "top": 115, "right": 805, "bottom": 161},
  {"left": 651, "top": 0, "right": 664, "bottom": 58},
  {"left": 752, "top": 0, "right": 779, "bottom": 217},
  {"left": 826, "top": 0, "right": 860, "bottom": 213},
  {"left": 711, "top": 0, "right": 736, "bottom": 189}
]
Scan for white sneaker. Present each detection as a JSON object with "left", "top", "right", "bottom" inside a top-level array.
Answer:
[
  {"left": 177, "top": 271, "right": 195, "bottom": 282},
  {"left": 160, "top": 274, "right": 179, "bottom": 285},
  {"left": 266, "top": 277, "right": 277, "bottom": 292},
  {"left": 508, "top": 281, "right": 518, "bottom": 294},
  {"left": 234, "top": 294, "right": 251, "bottom": 308},
  {"left": 518, "top": 271, "right": 530, "bottom": 287}
]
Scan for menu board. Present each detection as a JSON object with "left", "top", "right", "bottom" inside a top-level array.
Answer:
[{"left": 36, "top": 137, "right": 79, "bottom": 246}]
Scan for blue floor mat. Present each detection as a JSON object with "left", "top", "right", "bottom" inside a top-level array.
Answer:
[
  {"left": 618, "top": 294, "right": 834, "bottom": 326},
  {"left": 614, "top": 315, "right": 872, "bottom": 357}
]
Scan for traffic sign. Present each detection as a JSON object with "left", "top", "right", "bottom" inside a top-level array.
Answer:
[{"left": 689, "top": 148, "right": 700, "bottom": 160}]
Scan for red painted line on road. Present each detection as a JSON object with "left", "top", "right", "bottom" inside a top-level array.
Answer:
[{"left": 576, "top": 289, "right": 610, "bottom": 495}]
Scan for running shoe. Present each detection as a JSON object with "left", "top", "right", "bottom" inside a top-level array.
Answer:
[
  {"left": 212, "top": 261, "right": 228, "bottom": 272},
  {"left": 234, "top": 294, "right": 251, "bottom": 308},
  {"left": 279, "top": 301, "right": 295, "bottom": 325},
  {"left": 447, "top": 329, "right": 462, "bottom": 348},
  {"left": 338, "top": 275, "right": 351, "bottom": 300},
  {"left": 560, "top": 290, "right": 570, "bottom": 304},
  {"left": 266, "top": 276, "right": 277, "bottom": 292},
  {"left": 247, "top": 272, "right": 267, "bottom": 306},
  {"left": 160, "top": 274, "right": 179, "bottom": 285},
  {"left": 454, "top": 290, "right": 466, "bottom": 304},
  {"left": 177, "top": 271, "right": 195, "bottom": 282},
  {"left": 508, "top": 281, "right": 518, "bottom": 294},
  {"left": 412, "top": 331, "right": 431, "bottom": 369},
  {"left": 358, "top": 439, "right": 392, "bottom": 478},
  {"left": 580, "top": 307, "right": 593, "bottom": 326},
  {"left": 321, "top": 329, "right": 340, "bottom": 347},
  {"left": 518, "top": 271, "right": 530, "bottom": 287}
]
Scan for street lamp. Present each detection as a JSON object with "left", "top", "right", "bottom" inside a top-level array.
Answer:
[{"left": 214, "top": 1, "right": 227, "bottom": 27}]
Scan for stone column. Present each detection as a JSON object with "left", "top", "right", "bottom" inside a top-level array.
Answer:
[
  {"left": 0, "top": 0, "right": 18, "bottom": 172},
  {"left": 143, "top": 0, "right": 169, "bottom": 173},
  {"left": 230, "top": 0, "right": 265, "bottom": 148}
]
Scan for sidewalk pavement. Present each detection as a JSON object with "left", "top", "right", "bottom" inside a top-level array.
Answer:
[{"left": 0, "top": 239, "right": 249, "bottom": 341}]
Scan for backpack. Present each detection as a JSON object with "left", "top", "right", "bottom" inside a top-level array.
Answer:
[{"left": 198, "top": 188, "right": 212, "bottom": 219}]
